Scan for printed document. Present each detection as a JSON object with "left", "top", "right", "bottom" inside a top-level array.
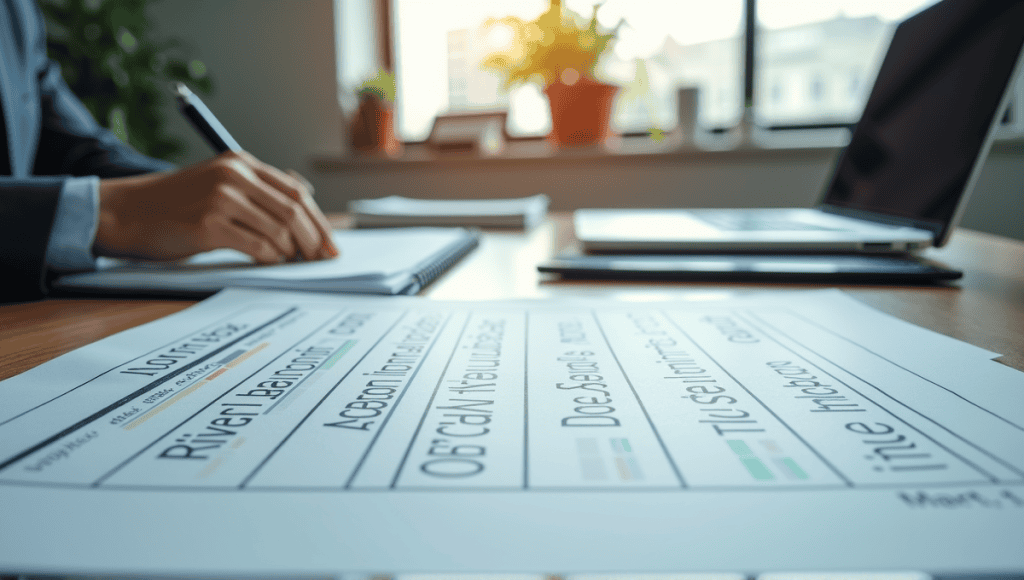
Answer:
[{"left": 0, "top": 289, "right": 1021, "bottom": 575}]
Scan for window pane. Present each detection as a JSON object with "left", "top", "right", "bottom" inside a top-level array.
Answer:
[
  {"left": 583, "top": 0, "right": 743, "bottom": 133},
  {"left": 393, "top": 0, "right": 743, "bottom": 140},
  {"left": 756, "top": 0, "right": 940, "bottom": 126}
]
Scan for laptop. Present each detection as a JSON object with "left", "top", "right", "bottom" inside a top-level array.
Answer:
[{"left": 575, "top": 0, "right": 1024, "bottom": 253}]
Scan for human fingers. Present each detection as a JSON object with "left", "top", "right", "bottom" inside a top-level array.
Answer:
[
  {"left": 216, "top": 152, "right": 325, "bottom": 261},
  {"left": 251, "top": 160, "right": 338, "bottom": 259},
  {"left": 286, "top": 169, "right": 339, "bottom": 258},
  {"left": 203, "top": 214, "right": 283, "bottom": 265},
  {"left": 287, "top": 169, "right": 314, "bottom": 196},
  {"left": 219, "top": 184, "right": 296, "bottom": 259}
]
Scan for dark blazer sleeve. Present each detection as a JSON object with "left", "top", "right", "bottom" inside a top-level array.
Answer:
[
  {"left": 0, "top": 0, "right": 174, "bottom": 303},
  {"left": 0, "top": 177, "right": 62, "bottom": 301}
]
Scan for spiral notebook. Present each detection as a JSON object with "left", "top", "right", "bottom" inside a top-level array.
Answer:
[{"left": 51, "top": 228, "right": 479, "bottom": 297}]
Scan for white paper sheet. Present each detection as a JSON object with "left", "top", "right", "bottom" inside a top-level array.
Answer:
[{"left": 0, "top": 289, "right": 1021, "bottom": 577}]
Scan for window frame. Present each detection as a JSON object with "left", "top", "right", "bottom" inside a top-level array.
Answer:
[{"left": 371, "top": 0, "right": 1023, "bottom": 146}]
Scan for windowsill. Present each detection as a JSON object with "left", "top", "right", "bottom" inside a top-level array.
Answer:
[
  {"left": 311, "top": 127, "right": 850, "bottom": 172},
  {"left": 310, "top": 128, "right": 1024, "bottom": 172}
]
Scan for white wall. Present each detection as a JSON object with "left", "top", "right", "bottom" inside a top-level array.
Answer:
[
  {"left": 150, "top": 0, "right": 342, "bottom": 175},
  {"left": 150, "top": 0, "right": 1024, "bottom": 242}
]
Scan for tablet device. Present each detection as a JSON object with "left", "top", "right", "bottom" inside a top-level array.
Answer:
[{"left": 538, "top": 253, "right": 962, "bottom": 284}]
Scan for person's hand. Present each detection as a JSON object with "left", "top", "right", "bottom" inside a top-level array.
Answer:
[{"left": 94, "top": 151, "right": 339, "bottom": 264}]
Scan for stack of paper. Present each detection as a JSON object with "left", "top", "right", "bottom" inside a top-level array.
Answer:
[
  {"left": 350, "top": 194, "right": 549, "bottom": 229},
  {"left": 1, "top": 288, "right": 1021, "bottom": 576}
]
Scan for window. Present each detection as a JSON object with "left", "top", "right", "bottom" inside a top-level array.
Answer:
[
  {"left": 391, "top": 0, "right": 742, "bottom": 140},
  {"left": 809, "top": 74, "right": 824, "bottom": 103},
  {"left": 756, "top": 0, "right": 940, "bottom": 126},
  {"left": 349, "top": 0, "right": 1021, "bottom": 142}
]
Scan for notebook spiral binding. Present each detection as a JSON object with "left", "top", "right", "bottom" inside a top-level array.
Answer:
[{"left": 407, "top": 229, "right": 481, "bottom": 294}]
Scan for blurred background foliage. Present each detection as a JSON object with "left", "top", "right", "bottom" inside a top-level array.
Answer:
[{"left": 38, "top": 0, "right": 214, "bottom": 161}]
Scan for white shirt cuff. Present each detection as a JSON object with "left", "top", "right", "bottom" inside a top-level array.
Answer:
[{"left": 45, "top": 176, "right": 100, "bottom": 272}]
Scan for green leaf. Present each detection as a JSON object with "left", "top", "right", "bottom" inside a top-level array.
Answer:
[
  {"left": 356, "top": 69, "right": 396, "bottom": 103},
  {"left": 480, "top": 0, "right": 619, "bottom": 90},
  {"left": 107, "top": 106, "right": 129, "bottom": 143},
  {"left": 40, "top": 0, "right": 215, "bottom": 160}
]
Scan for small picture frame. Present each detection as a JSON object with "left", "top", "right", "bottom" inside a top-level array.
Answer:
[{"left": 427, "top": 111, "right": 508, "bottom": 155}]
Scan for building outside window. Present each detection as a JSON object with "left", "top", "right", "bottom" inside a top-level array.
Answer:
[
  {"left": 370, "top": 0, "right": 1018, "bottom": 142},
  {"left": 754, "top": 1, "right": 939, "bottom": 126}
]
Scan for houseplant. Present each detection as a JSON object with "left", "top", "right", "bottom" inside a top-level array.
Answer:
[
  {"left": 482, "top": 0, "right": 622, "bottom": 146},
  {"left": 350, "top": 69, "right": 401, "bottom": 157},
  {"left": 39, "top": 0, "right": 214, "bottom": 161}
]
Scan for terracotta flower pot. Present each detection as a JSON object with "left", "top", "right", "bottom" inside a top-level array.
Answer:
[
  {"left": 350, "top": 95, "right": 401, "bottom": 156},
  {"left": 544, "top": 77, "right": 618, "bottom": 147}
]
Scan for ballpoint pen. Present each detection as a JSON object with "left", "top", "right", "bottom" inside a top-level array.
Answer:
[
  {"left": 174, "top": 82, "right": 241, "bottom": 153},
  {"left": 174, "top": 82, "right": 338, "bottom": 259}
]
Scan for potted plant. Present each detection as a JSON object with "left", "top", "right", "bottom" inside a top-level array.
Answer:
[
  {"left": 39, "top": 0, "right": 214, "bottom": 160},
  {"left": 482, "top": 0, "right": 622, "bottom": 147},
  {"left": 350, "top": 69, "right": 401, "bottom": 156}
]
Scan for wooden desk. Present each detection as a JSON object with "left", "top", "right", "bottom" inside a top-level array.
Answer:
[{"left": 2, "top": 215, "right": 1022, "bottom": 381}]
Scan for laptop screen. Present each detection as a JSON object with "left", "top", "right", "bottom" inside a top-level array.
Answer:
[{"left": 822, "top": 0, "right": 1024, "bottom": 243}]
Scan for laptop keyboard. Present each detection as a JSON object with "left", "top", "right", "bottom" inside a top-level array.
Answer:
[{"left": 697, "top": 212, "right": 842, "bottom": 232}]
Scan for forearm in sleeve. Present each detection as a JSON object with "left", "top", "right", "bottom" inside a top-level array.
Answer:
[{"left": 44, "top": 176, "right": 100, "bottom": 272}]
